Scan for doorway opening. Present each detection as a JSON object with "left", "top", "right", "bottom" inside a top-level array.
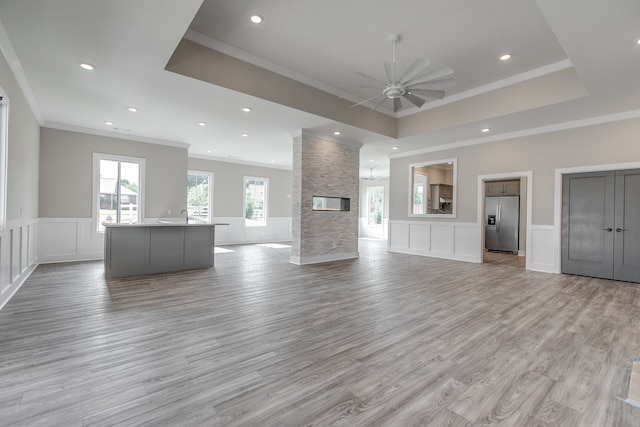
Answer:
[{"left": 477, "top": 172, "right": 532, "bottom": 269}]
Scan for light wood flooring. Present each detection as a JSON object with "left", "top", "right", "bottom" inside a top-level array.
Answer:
[{"left": 1, "top": 239, "right": 640, "bottom": 426}]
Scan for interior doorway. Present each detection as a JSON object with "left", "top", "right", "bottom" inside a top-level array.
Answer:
[
  {"left": 477, "top": 172, "right": 533, "bottom": 269},
  {"left": 562, "top": 168, "right": 640, "bottom": 282}
]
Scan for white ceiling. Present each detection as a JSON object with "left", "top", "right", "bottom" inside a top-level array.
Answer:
[{"left": 0, "top": 0, "right": 639, "bottom": 178}]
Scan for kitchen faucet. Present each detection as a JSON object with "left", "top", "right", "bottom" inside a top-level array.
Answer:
[{"left": 181, "top": 209, "right": 189, "bottom": 224}]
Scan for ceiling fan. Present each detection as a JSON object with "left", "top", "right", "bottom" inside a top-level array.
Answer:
[
  {"left": 352, "top": 35, "right": 456, "bottom": 113},
  {"left": 362, "top": 167, "right": 376, "bottom": 181}
]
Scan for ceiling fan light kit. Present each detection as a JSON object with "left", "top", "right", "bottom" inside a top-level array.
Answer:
[{"left": 352, "top": 34, "right": 456, "bottom": 113}]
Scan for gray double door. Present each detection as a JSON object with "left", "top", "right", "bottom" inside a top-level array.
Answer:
[{"left": 562, "top": 169, "right": 640, "bottom": 283}]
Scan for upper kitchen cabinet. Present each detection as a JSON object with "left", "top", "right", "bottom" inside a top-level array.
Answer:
[{"left": 486, "top": 179, "right": 520, "bottom": 196}]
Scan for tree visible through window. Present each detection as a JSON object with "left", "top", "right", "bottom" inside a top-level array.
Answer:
[
  {"left": 187, "top": 171, "right": 212, "bottom": 223},
  {"left": 95, "top": 154, "right": 143, "bottom": 232},
  {"left": 367, "top": 186, "right": 384, "bottom": 225},
  {"left": 413, "top": 173, "right": 427, "bottom": 214},
  {"left": 244, "top": 177, "right": 267, "bottom": 227}
]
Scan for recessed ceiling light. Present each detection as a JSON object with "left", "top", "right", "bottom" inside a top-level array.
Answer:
[
  {"left": 206, "top": 150, "right": 212, "bottom": 153},
  {"left": 250, "top": 14, "right": 263, "bottom": 24},
  {"left": 333, "top": 131, "right": 341, "bottom": 136},
  {"left": 369, "top": 159, "right": 374, "bottom": 162},
  {"left": 241, "top": 133, "right": 249, "bottom": 137},
  {"left": 104, "top": 121, "right": 114, "bottom": 126},
  {"left": 242, "top": 107, "right": 252, "bottom": 112},
  {"left": 127, "top": 107, "right": 138, "bottom": 112},
  {"left": 271, "top": 160, "right": 275, "bottom": 163},
  {"left": 482, "top": 128, "right": 491, "bottom": 133},
  {"left": 637, "top": 38, "right": 640, "bottom": 45},
  {"left": 80, "top": 62, "right": 94, "bottom": 70},
  {"left": 392, "top": 146, "right": 399, "bottom": 150},
  {"left": 198, "top": 121, "right": 207, "bottom": 126},
  {"left": 500, "top": 54, "right": 512, "bottom": 61}
]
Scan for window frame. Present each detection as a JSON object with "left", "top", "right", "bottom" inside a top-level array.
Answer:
[
  {"left": 408, "top": 158, "right": 457, "bottom": 218},
  {"left": 366, "top": 185, "right": 384, "bottom": 226},
  {"left": 0, "top": 93, "right": 8, "bottom": 229},
  {"left": 243, "top": 176, "right": 268, "bottom": 227},
  {"left": 93, "top": 153, "right": 145, "bottom": 235},
  {"left": 187, "top": 169, "right": 214, "bottom": 223}
]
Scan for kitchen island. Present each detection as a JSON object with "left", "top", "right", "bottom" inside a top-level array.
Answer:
[{"left": 103, "top": 222, "right": 227, "bottom": 279}]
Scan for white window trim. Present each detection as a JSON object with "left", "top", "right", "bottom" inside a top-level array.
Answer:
[
  {"left": 243, "top": 175, "right": 268, "bottom": 227},
  {"left": 0, "top": 92, "right": 8, "bottom": 229},
  {"left": 408, "top": 158, "right": 457, "bottom": 218},
  {"left": 92, "top": 153, "right": 145, "bottom": 236},
  {"left": 187, "top": 169, "right": 214, "bottom": 223}
]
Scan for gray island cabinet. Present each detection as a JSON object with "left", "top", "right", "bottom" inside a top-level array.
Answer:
[{"left": 103, "top": 223, "right": 227, "bottom": 279}]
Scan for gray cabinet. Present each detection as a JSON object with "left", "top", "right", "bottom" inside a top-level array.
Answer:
[
  {"left": 430, "top": 184, "right": 453, "bottom": 212},
  {"left": 104, "top": 223, "right": 224, "bottom": 278},
  {"left": 486, "top": 180, "right": 520, "bottom": 196}
]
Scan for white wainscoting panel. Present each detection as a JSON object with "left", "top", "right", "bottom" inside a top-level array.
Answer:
[
  {"left": 408, "top": 223, "right": 429, "bottom": 251},
  {"left": 389, "top": 220, "right": 554, "bottom": 270},
  {"left": 213, "top": 217, "right": 292, "bottom": 245},
  {"left": 0, "top": 219, "right": 38, "bottom": 311},
  {"left": 389, "top": 222, "right": 410, "bottom": 249},
  {"left": 37, "top": 217, "right": 294, "bottom": 265},
  {"left": 388, "top": 220, "right": 480, "bottom": 263},
  {"left": 358, "top": 218, "right": 388, "bottom": 240},
  {"left": 430, "top": 225, "right": 452, "bottom": 255},
  {"left": 38, "top": 218, "right": 103, "bottom": 264},
  {"left": 453, "top": 224, "right": 481, "bottom": 262},
  {"left": 528, "top": 225, "right": 555, "bottom": 273}
]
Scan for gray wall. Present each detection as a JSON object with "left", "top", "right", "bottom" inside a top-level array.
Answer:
[
  {"left": 40, "top": 128, "right": 187, "bottom": 219},
  {"left": 390, "top": 118, "right": 640, "bottom": 225},
  {"left": 0, "top": 49, "right": 40, "bottom": 223},
  {"left": 188, "top": 157, "right": 293, "bottom": 218}
]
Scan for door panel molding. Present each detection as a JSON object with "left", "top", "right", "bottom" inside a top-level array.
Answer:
[
  {"left": 561, "top": 168, "right": 640, "bottom": 283},
  {"left": 554, "top": 161, "right": 640, "bottom": 274}
]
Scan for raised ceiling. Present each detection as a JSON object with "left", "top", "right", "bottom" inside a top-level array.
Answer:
[{"left": 0, "top": 0, "right": 639, "bottom": 178}]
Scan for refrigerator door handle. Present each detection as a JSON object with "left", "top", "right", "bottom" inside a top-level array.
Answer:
[{"left": 496, "top": 204, "right": 501, "bottom": 232}]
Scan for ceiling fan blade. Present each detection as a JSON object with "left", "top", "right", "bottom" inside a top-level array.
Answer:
[
  {"left": 407, "top": 77, "right": 456, "bottom": 90},
  {"left": 405, "top": 67, "right": 454, "bottom": 86},
  {"left": 383, "top": 61, "right": 395, "bottom": 84},
  {"left": 407, "top": 88, "right": 445, "bottom": 99},
  {"left": 356, "top": 71, "right": 388, "bottom": 87},
  {"left": 370, "top": 96, "right": 388, "bottom": 112},
  {"left": 340, "top": 84, "right": 387, "bottom": 89},
  {"left": 403, "top": 92, "right": 426, "bottom": 108},
  {"left": 398, "top": 59, "right": 431, "bottom": 85},
  {"left": 351, "top": 93, "right": 385, "bottom": 108},
  {"left": 393, "top": 98, "right": 402, "bottom": 112}
]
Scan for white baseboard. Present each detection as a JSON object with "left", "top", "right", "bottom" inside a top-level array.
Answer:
[{"left": 290, "top": 252, "right": 359, "bottom": 265}]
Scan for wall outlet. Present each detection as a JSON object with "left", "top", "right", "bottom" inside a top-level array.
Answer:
[{"left": 168, "top": 209, "right": 172, "bottom": 215}]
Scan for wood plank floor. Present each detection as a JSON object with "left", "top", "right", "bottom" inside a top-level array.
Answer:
[{"left": 1, "top": 239, "right": 640, "bottom": 426}]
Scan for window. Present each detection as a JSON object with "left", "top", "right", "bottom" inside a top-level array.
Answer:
[
  {"left": 93, "top": 153, "right": 145, "bottom": 233},
  {"left": 244, "top": 176, "right": 268, "bottom": 227},
  {"left": 412, "top": 173, "right": 427, "bottom": 214},
  {"left": 0, "top": 94, "right": 7, "bottom": 229},
  {"left": 187, "top": 170, "right": 213, "bottom": 223},
  {"left": 409, "top": 159, "right": 457, "bottom": 217},
  {"left": 366, "top": 186, "right": 384, "bottom": 225}
]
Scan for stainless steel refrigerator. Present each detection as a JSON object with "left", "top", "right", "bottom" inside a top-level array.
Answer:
[{"left": 485, "top": 195, "right": 519, "bottom": 253}]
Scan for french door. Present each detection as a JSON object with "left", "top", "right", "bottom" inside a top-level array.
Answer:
[{"left": 562, "top": 169, "right": 640, "bottom": 283}]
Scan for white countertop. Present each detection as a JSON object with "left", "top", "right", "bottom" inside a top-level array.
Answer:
[{"left": 103, "top": 222, "right": 228, "bottom": 228}]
